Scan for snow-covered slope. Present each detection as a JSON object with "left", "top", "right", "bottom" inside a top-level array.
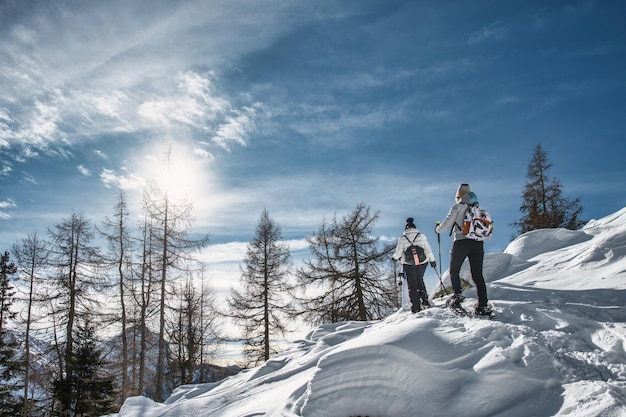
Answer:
[{"left": 112, "top": 208, "right": 626, "bottom": 417}]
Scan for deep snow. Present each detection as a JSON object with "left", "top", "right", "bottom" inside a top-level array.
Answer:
[{"left": 111, "top": 207, "right": 626, "bottom": 417}]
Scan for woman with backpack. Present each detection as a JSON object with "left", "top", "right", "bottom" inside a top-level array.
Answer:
[
  {"left": 435, "top": 183, "right": 493, "bottom": 316},
  {"left": 392, "top": 217, "right": 437, "bottom": 313}
]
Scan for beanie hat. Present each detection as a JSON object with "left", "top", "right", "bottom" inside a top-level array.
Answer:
[
  {"left": 405, "top": 217, "right": 416, "bottom": 230},
  {"left": 456, "top": 183, "right": 471, "bottom": 198},
  {"left": 461, "top": 192, "right": 478, "bottom": 206}
]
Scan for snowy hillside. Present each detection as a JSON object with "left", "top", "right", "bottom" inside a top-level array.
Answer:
[{"left": 112, "top": 208, "right": 626, "bottom": 417}]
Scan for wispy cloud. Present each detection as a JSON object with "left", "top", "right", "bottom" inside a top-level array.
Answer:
[
  {"left": 0, "top": 1, "right": 296, "bottom": 162},
  {"left": 286, "top": 102, "right": 404, "bottom": 148},
  {"left": 495, "top": 95, "right": 525, "bottom": 105},
  {"left": 193, "top": 147, "right": 214, "bottom": 160},
  {"left": 100, "top": 167, "right": 145, "bottom": 191},
  {"left": 199, "top": 238, "right": 309, "bottom": 265},
  {"left": 467, "top": 20, "right": 509, "bottom": 45},
  {"left": 0, "top": 164, "right": 11, "bottom": 176},
  {"left": 211, "top": 103, "right": 264, "bottom": 150},
  {"left": 137, "top": 72, "right": 230, "bottom": 129},
  {"left": 77, "top": 165, "right": 91, "bottom": 177},
  {"left": 21, "top": 172, "right": 37, "bottom": 185},
  {"left": 0, "top": 199, "right": 16, "bottom": 219}
]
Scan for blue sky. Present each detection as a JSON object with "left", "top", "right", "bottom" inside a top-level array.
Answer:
[{"left": 1, "top": 0, "right": 625, "bottom": 293}]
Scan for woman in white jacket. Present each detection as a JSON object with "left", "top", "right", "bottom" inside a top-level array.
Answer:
[
  {"left": 392, "top": 217, "right": 436, "bottom": 313},
  {"left": 435, "top": 183, "right": 492, "bottom": 316}
]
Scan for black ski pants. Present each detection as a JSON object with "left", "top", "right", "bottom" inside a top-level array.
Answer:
[
  {"left": 403, "top": 263, "right": 429, "bottom": 312},
  {"left": 449, "top": 239, "right": 488, "bottom": 307}
]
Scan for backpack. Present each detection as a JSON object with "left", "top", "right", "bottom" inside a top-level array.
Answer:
[
  {"left": 461, "top": 205, "right": 493, "bottom": 241},
  {"left": 403, "top": 234, "right": 427, "bottom": 265}
]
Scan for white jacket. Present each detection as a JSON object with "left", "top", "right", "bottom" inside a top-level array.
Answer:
[
  {"left": 435, "top": 203, "right": 469, "bottom": 241},
  {"left": 392, "top": 227, "right": 436, "bottom": 265}
]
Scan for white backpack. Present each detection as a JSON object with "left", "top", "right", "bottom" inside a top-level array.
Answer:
[{"left": 461, "top": 205, "right": 493, "bottom": 241}]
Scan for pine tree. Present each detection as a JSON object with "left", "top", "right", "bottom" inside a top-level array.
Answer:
[
  {"left": 228, "top": 209, "right": 294, "bottom": 366},
  {"left": 513, "top": 144, "right": 584, "bottom": 235},
  {"left": 297, "top": 203, "right": 396, "bottom": 323},
  {"left": 0, "top": 251, "right": 24, "bottom": 417},
  {"left": 52, "top": 319, "right": 115, "bottom": 417},
  {"left": 46, "top": 212, "right": 105, "bottom": 414},
  {"left": 167, "top": 275, "right": 221, "bottom": 385},
  {"left": 99, "top": 190, "right": 134, "bottom": 402},
  {"left": 12, "top": 232, "right": 48, "bottom": 415}
]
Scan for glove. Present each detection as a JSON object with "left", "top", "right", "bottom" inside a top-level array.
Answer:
[{"left": 430, "top": 261, "right": 436, "bottom": 268}]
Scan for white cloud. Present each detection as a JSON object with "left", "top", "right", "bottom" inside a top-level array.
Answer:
[
  {"left": 0, "top": 108, "right": 12, "bottom": 123},
  {"left": 77, "top": 165, "right": 91, "bottom": 176},
  {"left": 22, "top": 172, "right": 37, "bottom": 185},
  {"left": 94, "top": 149, "right": 108, "bottom": 160},
  {"left": 200, "top": 241, "right": 249, "bottom": 264},
  {"left": 28, "top": 101, "right": 62, "bottom": 143},
  {"left": 0, "top": 198, "right": 16, "bottom": 219},
  {"left": 198, "top": 238, "right": 308, "bottom": 268},
  {"left": 136, "top": 71, "right": 228, "bottom": 128},
  {"left": 467, "top": 20, "right": 509, "bottom": 45},
  {"left": 100, "top": 167, "right": 145, "bottom": 190},
  {"left": 211, "top": 103, "right": 263, "bottom": 150},
  {"left": 1, "top": 0, "right": 301, "bottom": 164},
  {"left": 10, "top": 24, "right": 38, "bottom": 44},
  {"left": 0, "top": 165, "right": 12, "bottom": 176},
  {"left": 92, "top": 91, "right": 129, "bottom": 119},
  {"left": 0, "top": 199, "right": 16, "bottom": 209},
  {"left": 287, "top": 102, "right": 404, "bottom": 147},
  {"left": 193, "top": 147, "right": 214, "bottom": 160}
]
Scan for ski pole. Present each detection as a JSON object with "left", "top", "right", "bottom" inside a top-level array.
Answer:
[
  {"left": 394, "top": 260, "right": 402, "bottom": 308},
  {"left": 432, "top": 264, "right": 448, "bottom": 300},
  {"left": 436, "top": 221, "right": 442, "bottom": 275}
]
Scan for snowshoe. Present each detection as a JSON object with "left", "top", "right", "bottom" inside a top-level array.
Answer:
[
  {"left": 446, "top": 294, "right": 468, "bottom": 316},
  {"left": 472, "top": 304, "right": 496, "bottom": 319}
]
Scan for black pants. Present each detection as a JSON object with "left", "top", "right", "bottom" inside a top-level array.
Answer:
[
  {"left": 449, "top": 239, "right": 488, "bottom": 307},
  {"left": 403, "top": 263, "right": 429, "bottom": 312}
]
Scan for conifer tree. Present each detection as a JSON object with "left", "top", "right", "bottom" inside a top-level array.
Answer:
[
  {"left": 513, "top": 144, "right": 584, "bottom": 235},
  {"left": 228, "top": 209, "right": 293, "bottom": 366},
  {"left": 167, "top": 275, "right": 221, "bottom": 385},
  {"left": 297, "top": 203, "right": 396, "bottom": 323},
  {"left": 142, "top": 148, "right": 209, "bottom": 401},
  {"left": 12, "top": 233, "right": 48, "bottom": 416},
  {"left": 46, "top": 212, "right": 104, "bottom": 414},
  {"left": 0, "top": 251, "right": 24, "bottom": 416},
  {"left": 99, "top": 190, "right": 134, "bottom": 402},
  {"left": 52, "top": 318, "right": 115, "bottom": 417}
]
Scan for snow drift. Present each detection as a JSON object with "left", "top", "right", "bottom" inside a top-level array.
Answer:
[{"left": 111, "top": 207, "right": 626, "bottom": 417}]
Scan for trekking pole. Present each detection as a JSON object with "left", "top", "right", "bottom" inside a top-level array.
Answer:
[
  {"left": 432, "top": 264, "right": 448, "bottom": 300},
  {"left": 435, "top": 221, "right": 442, "bottom": 276},
  {"left": 393, "top": 259, "right": 401, "bottom": 308}
]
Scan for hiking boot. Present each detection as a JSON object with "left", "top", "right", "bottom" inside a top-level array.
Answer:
[
  {"left": 448, "top": 293, "right": 465, "bottom": 307},
  {"left": 474, "top": 305, "right": 493, "bottom": 316},
  {"left": 419, "top": 290, "right": 430, "bottom": 308},
  {"left": 446, "top": 293, "right": 467, "bottom": 316}
]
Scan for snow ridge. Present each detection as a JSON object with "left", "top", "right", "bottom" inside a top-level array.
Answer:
[{"left": 115, "top": 208, "right": 626, "bottom": 417}]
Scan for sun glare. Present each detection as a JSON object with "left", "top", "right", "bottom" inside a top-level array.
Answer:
[{"left": 144, "top": 145, "right": 207, "bottom": 203}]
